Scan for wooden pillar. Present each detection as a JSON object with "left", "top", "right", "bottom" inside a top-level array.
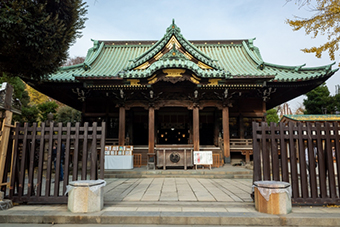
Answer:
[
  {"left": 222, "top": 106, "right": 230, "bottom": 163},
  {"left": 0, "top": 110, "right": 13, "bottom": 186},
  {"left": 148, "top": 107, "right": 155, "bottom": 153},
  {"left": 193, "top": 107, "right": 199, "bottom": 151},
  {"left": 0, "top": 84, "right": 13, "bottom": 187},
  {"left": 118, "top": 106, "right": 125, "bottom": 146}
]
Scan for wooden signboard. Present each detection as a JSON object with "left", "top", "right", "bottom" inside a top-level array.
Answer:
[{"left": 194, "top": 151, "right": 213, "bottom": 170}]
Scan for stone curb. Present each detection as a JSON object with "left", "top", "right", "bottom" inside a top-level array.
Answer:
[{"left": 1, "top": 210, "right": 340, "bottom": 226}]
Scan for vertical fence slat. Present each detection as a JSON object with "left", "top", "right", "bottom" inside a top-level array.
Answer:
[
  {"left": 36, "top": 123, "right": 46, "bottom": 197},
  {"left": 280, "top": 123, "right": 289, "bottom": 182},
  {"left": 45, "top": 124, "right": 54, "bottom": 197},
  {"left": 18, "top": 123, "right": 29, "bottom": 199},
  {"left": 316, "top": 122, "right": 327, "bottom": 198},
  {"left": 27, "top": 123, "right": 37, "bottom": 198},
  {"left": 307, "top": 122, "right": 317, "bottom": 199},
  {"left": 100, "top": 122, "right": 106, "bottom": 179},
  {"left": 298, "top": 123, "right": 308, "bottom": 198},
  {"left": 325, "top": 123, "right": 336, "bottom": 199},
  {"left": 288, "top": 122, "right": 299, "bottom": 198},
  {"left": 53, "top": 123, "right": 63, "bottom": 196},
  {"left": 261, "top": 122, "right": 270, "bottom": 180},
  {"left": 73, "top": 123, "right": 80, "bottom": 181},
  {"left": 252, "top": 122, "right": 261, "bottom": 182},
  {"left": 90, "top": 122, "right": 97, "bottom": 180},
  {"left": 9, "top": 123, "right": 20, "bottom": 198},
  {"left": 82, "top": 122, "right": 89, "bottom": 180},
  {"left": 63, "top": 122, "right": 71, "bottom": 194},
  {"left": 334, "top": 122, "right": 340, "bottom": 198},
  {"left": 270, "top": 122, "right": 280, "bottom": 181}
]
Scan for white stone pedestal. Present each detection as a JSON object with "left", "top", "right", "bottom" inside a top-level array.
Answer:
[{"left": 67, "top": 180, "right": 106, "bottom": 213}]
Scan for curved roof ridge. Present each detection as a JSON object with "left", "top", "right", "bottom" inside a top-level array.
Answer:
[
  {"left": 242, "top": 40, "right": 263, "bottom": 66},
  {"left": 121, "top": 57, "right": 226, "bottom": 79},
  {"left": 264, "top": 61, "right": 336, "bottom": 71},
  {"left": 84, "top": 40, "right": 105, "bottom": 66}
]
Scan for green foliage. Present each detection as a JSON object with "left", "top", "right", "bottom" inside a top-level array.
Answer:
[
  {"left": 56, "top": 106, "right": 81, "bottom": 125},
  {"left": 0, "top": 73, "right": 30, "bottom": 106},
  {"left": 266, "top": 108, "right": 279, "bottom": 124},
  {"left": 0, "top": 0, "right": 88, "bottom": 80},
  {"left": 15, "top": 106, "right": 39, "bottom": 124},
  {"left": 37, "top": 101, "right": 58, "bottom": 122},
  {"left": 303, "top": 84, "right": 333, "bottom": 114}
]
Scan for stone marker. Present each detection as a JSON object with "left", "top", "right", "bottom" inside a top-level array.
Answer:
[
  {"left": 67, "top": 179, "right": 106, "bottom": 213},
  {"left": 254, "top": 181, "right": 292, "bottom": 215}
]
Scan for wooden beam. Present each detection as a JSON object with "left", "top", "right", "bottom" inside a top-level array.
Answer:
[
  {"left": 193, "top": 107, "right": 199, "bottom": 151},
  {"left": 118, "top": 106, "right": 125, "bottom": 146},
  {"left": 148, "top": 107, "right": 155, "bottom": 153},
  {"left": 0, "top": 110, "right": 13, "bottom": 186},
  {"left": 222, "top": 106, "right": 230, "bottom": 163}
]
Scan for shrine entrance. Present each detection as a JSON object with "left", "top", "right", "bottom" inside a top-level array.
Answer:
[{"left": 157, "top": 107, "right": 190, "bottom": 145}]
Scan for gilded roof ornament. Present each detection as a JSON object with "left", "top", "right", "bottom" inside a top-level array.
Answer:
[{"left": 166, "top": 19, "right": 181, "bottom": 34}]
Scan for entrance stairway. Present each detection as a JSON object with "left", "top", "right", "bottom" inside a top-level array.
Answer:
[{"left": 104, "top": 165, "right": 253, "bottom": 179}]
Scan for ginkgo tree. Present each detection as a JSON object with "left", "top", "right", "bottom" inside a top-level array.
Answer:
[{"left": 286, "top": 0, "right": 340, "bottom": 65}]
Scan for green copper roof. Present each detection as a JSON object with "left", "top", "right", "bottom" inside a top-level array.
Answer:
[
  {"left": 281, "top": 114, "right": 340, "bottom": 122},
  {"left": 46, "top": 20, "right": 338, "bottom": 83}
]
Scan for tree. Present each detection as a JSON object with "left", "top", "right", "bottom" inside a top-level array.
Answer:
[
  {"left": 26, "top": 84, "right": 50, "bottom": 106},
  {"left": 303, "top": 83, "right": 333, "bottom": 114},
  {"left": 0, "top": 0, "right": 88, "bottom": 80},
  {"left": 294, "top": 103, "right": 305, "bottom": 115},
  {"left": 56, "top": 106, "right": 81, "bottom": 125},
  {"left": 331, "top": 92, "right": 340, "bottom": 114},
  {"left": 20, "top": 106, "right": 39, "bottom": 124},
  {"left": 62, "top": 56, "right": 85, "bottom": 66},
  {"left": 286, "top": 0, "right": 340, "bottom": 66},
  {"left": 266, "top": 108, "right": 280, "bottom": 124},
  {"left": 37, "top": 101, "right": 59, "bottom": 122}
]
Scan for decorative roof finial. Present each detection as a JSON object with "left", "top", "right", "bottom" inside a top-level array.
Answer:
[{"left": 166, "top": 19, "right": 180, "bottom": 33}]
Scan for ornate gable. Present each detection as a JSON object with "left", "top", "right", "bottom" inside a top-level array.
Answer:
[{"left": 120, "top": 20, "right": 227, "bottom": 80}]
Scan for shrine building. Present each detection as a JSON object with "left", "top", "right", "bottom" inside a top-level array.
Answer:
[{"left": 25, "top": 20, "right": 338, "bottom": 166}]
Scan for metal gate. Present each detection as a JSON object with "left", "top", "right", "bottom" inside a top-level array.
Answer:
[
  {"left": 2, "top": 122, "right": 106, "bottom": 204},
  {"left": 252, "top": 121, "right": 340, "bottom": 205}
]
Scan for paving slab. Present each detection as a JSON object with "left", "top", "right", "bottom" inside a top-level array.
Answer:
[{"left": 1, "top": 166, "right": 340, "bottom": 226}]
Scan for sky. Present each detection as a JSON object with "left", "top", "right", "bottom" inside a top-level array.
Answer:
[{"left": 68, "top": 0, "right": 340, "bottom": 112}]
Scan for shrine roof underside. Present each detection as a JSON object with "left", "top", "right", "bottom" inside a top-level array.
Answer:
[{"left": 45, "top": 20, "right": 337, "bottom": 84}]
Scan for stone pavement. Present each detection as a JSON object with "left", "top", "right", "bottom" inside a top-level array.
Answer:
[{"left": 1, "top": 166, "right": 340, "bottom": 226}]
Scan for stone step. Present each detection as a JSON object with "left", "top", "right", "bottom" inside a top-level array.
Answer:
[
  {"left": 104, "top": 168, "right": 253, "bottom": 179},
  {"left": 104, "top": 173, "right": 253, "bottom": 179},
  {"left": 2, "top": 208, "right": 339, "bottom": 226}
]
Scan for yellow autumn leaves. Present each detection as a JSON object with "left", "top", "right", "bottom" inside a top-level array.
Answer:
[{"left": 286, "top": 0, "right": 340, "bottom": 65}]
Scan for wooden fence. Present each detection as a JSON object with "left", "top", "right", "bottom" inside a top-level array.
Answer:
[
  {"left": 3, "top": 122, "right": 106, "bottom": 204},
  {"left": 252, "top": 121, "right": 340, "bottom": 205}
]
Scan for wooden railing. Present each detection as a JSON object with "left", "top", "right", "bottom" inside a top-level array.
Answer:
[
  {"left": 252, "top": 121, "right": 340, "bottom": 205},
  {"left": 4, "top": 122, "right": 106, "bottom": 204}
]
